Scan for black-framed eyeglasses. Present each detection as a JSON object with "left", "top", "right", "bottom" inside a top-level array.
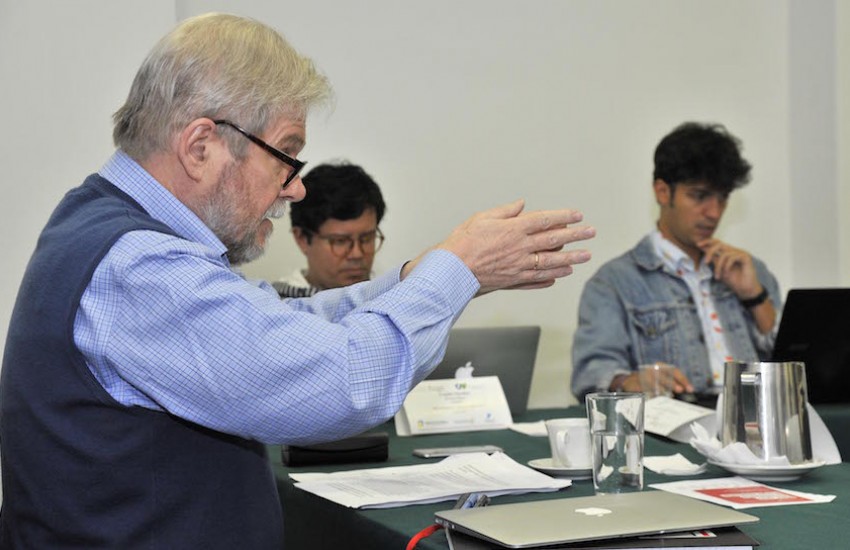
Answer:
[
  {"left": 306, "top": 228, "right": 385, "bottom": 258},
  {"left": 213, "top": 119, "right": 306, "bottom": 189}
]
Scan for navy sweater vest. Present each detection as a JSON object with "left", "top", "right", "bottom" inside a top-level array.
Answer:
[{"left": 0, "top": 175, "right": 281, "bottom": 548}]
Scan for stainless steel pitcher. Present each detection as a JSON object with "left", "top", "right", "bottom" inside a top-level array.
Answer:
[{"left": 721, "top": 361, "right": 813, "bottom": 464}]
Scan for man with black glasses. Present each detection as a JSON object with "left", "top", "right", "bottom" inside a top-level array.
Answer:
[
  {"left": 275, "top": 161, "right": 386, "bottom": 298},
  {"left": 0, "top": 13, "right": 595, "bottom": 548}
]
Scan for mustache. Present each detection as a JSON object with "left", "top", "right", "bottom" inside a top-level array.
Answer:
[{"left": 265, "top": 199, "right": 287, "bottom": 220}]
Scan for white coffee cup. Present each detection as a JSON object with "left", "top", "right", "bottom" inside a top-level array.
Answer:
[{"left": 545, "top": 417, "right": 591, "bottom": 468}]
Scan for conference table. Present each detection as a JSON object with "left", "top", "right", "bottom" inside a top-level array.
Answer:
[{"left": 271, "top": 406, "right": 850, "bottom": 549}]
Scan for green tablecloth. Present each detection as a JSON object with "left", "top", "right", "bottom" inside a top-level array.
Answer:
[{"left": 272, "top": 407, "right": 850, "bottom": 549}]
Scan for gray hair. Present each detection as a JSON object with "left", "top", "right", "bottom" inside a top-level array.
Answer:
[{"left": 113, "top": 13, "right": 332, "bottom": 160}]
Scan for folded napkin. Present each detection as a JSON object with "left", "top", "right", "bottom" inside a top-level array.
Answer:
[
  {"left": 643, "top": 453, "right": 706, "bottom": 475},
  {"left": 689, "top": 422, "right": 794, "bottom": 465}
]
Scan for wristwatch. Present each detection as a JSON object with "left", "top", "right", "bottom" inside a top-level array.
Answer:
[{"left": 740, "top": 288, "right": 769, "bottom": 308}]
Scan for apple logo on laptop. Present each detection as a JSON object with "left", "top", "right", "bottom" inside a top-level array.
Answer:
[
  {"left": 574, "top": 507, "right": 612, "bottom": 518},
  {"left": 454, "top": 361, "right": 475, "bottom": 379}
]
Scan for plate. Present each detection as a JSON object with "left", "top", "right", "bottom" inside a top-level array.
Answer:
[
  {"left": 528, "top": 457, "right": 592, "bottom": 480},
  {"left": 708, "top": 459, "right": 826, "bottom": 482}
]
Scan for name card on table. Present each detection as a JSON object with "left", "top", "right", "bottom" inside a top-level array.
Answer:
[{"left": 394, "top": 376, "right": 513, "bottom": 436}]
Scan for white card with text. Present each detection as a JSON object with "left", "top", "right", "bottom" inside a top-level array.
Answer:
[{"left": 394, "top": 376, "right": 513, "bottom": 436}]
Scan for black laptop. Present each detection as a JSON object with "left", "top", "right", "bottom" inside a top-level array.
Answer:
[{"left": 771, "top": 288, "right": 850, "bottom": 404}]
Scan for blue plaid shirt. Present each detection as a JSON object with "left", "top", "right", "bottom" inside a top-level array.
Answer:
[{"left": 74, "top": 151, "right": 478, "bottom": 445}]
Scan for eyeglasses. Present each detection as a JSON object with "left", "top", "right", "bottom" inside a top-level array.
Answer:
[
  {"left": 213, "top": 119, "right": 306, "bottom": 189},
  {"left": 306, "top": 228, "right": 385, "bottom": 258}
]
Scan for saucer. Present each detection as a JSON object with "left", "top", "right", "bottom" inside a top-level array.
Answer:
[
  {"left": 708, "top": 459, "right": 826, "bottom": 482},
  {"left": 528, "top": 458, "right": 592, "bottom": 480}
]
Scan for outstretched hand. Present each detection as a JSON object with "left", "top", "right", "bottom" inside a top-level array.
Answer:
[{"left": 430, "top": 199, "right": 595, "bottom": 295}]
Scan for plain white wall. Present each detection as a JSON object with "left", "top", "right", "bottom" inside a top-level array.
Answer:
[
  {"left": 789, "top": 0, "right": 839, "bottom": 285},
  {"left": 840, "top": 2, "right": 850, "bottom": 282},
  {"left": 2, "top": 0, "right": 847, "bottom": 410},
  {"left": 1, "top": 1, "right": 177, "bottom": 350}
]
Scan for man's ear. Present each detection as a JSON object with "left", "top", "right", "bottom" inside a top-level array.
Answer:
[
  {"left": 653, "top": 179, "right": 672, "bottom": 206},
  {"left": 177, "top": 118, "right": 220, "bottom": 182},
  {"left": 292, "top": 227, "right": 311, "bottom": 254}
]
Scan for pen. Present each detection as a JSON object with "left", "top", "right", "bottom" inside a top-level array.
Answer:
[{"left": 454, "top": 492, "right": 490, "bottom": 510}]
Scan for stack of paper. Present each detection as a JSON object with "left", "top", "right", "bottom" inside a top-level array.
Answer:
[{"left": 290, "top": 451, "right": 570, "bottom": 508}]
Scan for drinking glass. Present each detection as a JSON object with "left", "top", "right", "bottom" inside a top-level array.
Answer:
[{"left": 586, "top": 392, "right": 645, "bottom": 494}]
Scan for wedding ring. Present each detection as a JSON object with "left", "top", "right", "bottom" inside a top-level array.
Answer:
[{"left": 533, "top": 252, "right": 540, "bottom": 270}]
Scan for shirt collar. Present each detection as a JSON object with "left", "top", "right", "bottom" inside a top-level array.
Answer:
[
  {"left": 650, "top": 229, "right": 711, "bottom": 278},
  {"left": 98, "top": 150, "right": 228, "bottom": 259}
]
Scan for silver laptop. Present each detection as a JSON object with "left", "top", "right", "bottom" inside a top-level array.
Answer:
[
  {"left": 435, "top": 491, "right": 759, "bottom": 549},
  {"left": 427, "top": 326, "right": 540, "bottom": 415}
]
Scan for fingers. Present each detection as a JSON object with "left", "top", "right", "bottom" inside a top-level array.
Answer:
[
  {"left": 620, "top": 373, "right": 642, "bottom": 393},
  {"left": 519, "top": 208, "right": 586, "bottom": 236},
  {"left": 670, "top": 367, "right": 694, "bottom": 394},
  {"left": 698, "top": 239, "right": 751, "bottom": 279},
  {"left": 529, "top": 224, "right": 596, "bottom": 254},
  {"left": 611, "top": 364, "right": 693, "bottom": 395},
  {"left": 475, "top": 199, "right": 526, "bottom": 220},
  {"left": 497, "top": 278, "right": 558, "bottom": 292},
  {"left": 699, "top": 239, "right": 743, "bottom": 264},
  {"left": 656, "top": 365, "right": 677, "bottom": 390},
  {"left": 532, "top": 248, "right": 592, "bottom": 272},
  {"left": 471, "top": 245, "right": 592, "bottom": 294},
  {"left": 699, "top": 239, "right": 735, "bottom": 269},
  {"left": 438, "top": 201, "right": 596, "bottom": 294},
  {"left": 713, "top": 251, "right": 744, "bottom": 279}
]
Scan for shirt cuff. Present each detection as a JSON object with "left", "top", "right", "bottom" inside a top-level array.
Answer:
[
  {"left": 405, "top": 249, "right": 480, "bottom": 310},
  {"left": 753, "top": 319, "right": 779, "bottom": 353}
]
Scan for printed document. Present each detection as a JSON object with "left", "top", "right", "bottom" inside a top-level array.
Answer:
[
  {"left": 290, "top": 451, "right": 570, "bottom": 508},
  {"left": 644, "top": 396, "right": 716, "bottom": 442}
]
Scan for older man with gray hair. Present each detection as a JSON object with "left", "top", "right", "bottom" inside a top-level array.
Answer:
[{"left": 0, "top": 13, "right": 595, "bottom": 548}]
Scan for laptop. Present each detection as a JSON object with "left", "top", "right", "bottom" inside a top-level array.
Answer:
[
  {"left": 771, "top": 288, "right": 850, "bottom": 404},
  {"left": 445, "top": 525, "right": 759, "bottom": 550},
  {"left": 427, "top": 326, "right": 541, "bottom": 415},
  {"left": 435, "top": 491, "right": 759, "bottom": 549}
]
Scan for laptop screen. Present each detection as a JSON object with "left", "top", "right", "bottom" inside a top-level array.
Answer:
[
  {"left": 427, "top": 326, "right": 540, "bottom": 415},
  {"left": 771, "top": 288, "right": 850, "bottom": 404}
]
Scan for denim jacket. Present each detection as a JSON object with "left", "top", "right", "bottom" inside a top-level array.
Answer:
[{"left": 570, "top": 235, "right": 781, "bottom": 400}]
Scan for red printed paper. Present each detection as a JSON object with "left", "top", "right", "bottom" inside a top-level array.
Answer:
[{"left": 698, "top": 485, "right": 810, "bottom": 505}]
